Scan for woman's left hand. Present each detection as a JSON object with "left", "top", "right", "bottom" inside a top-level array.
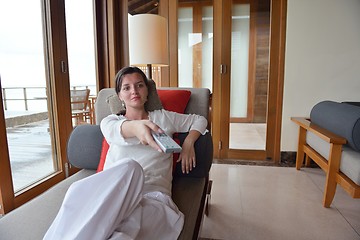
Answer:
[
  {"left": 177, "top": 140, "right": 196, "bottom": 174},
  {"left": 176, "top": 130, "right": 201, "bottom": 174}
]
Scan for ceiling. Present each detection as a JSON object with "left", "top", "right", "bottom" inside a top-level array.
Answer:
[{"left": 128, "top": 0, "right": 159, "bottom": 15}]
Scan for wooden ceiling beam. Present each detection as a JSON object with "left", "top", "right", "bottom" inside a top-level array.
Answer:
[{"left": 128, "top": 0, "right": 159, "bottom": 15}]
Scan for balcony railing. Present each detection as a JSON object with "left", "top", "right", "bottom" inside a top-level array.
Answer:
[{"left": 2, "top": 85, "right": 96, "bottom": 111}]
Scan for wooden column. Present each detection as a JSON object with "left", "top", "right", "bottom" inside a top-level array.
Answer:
[
  {"left": 158, "top": 0, "right": 170, "bottom": 87},
  {"left": 266, "top": 0, "right": 287, "bottom": 163},
  {"left": 168, "top": 0, "right": 178, "bottom": 87},
  {"left": 95, "top": 0, "right": 129, "bottom": 89},
  {"left": 0, "top": 80, "right": 15, "bottom": 214}
]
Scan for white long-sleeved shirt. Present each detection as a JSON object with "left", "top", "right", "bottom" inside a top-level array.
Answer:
[{"left": 100, "top": 109, "right": 208, "bottom": 196}]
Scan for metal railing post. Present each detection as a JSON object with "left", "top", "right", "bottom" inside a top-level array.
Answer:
[
  {"left": 2, "top": 88, "right": 7, "bottom": 110},
  {"left": 23, "top": 88, "right": 28, "bottom": 110}
]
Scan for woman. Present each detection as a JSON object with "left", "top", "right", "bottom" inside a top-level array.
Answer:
[{"left": 44, "top": 66, "right": 208, "bottom": 240}]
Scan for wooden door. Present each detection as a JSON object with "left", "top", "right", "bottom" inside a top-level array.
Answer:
[{"left": 212, "top": 0, "right": 286, "bottom": 162}]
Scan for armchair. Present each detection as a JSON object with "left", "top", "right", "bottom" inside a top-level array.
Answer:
[
  {"left": 0, "top": 86, "right": 214, "bottom": 240},
  {"left": 292, "top": 101, "right": 360, "bottom": 207}
]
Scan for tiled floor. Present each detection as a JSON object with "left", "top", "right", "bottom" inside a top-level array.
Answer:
[
  {"left": 200, "top": 164, "right": 360, "bottom": 240},
  {"left": 229, "top": 123, "right": 266, "bottom": 150}
]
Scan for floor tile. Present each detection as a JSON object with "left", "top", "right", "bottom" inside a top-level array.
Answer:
[
  {"left": 229, "top": 123, "right": 266, "bottom": 150},
  {"left": 200, "top": 164, "right": 360, "bottom": 240}
]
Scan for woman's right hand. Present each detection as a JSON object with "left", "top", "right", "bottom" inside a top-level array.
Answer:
[{"left": 121, "top": 120, "right": 164, "bottom": 152}]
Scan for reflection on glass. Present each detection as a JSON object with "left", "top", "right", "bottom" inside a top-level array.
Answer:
[
  {"left": 0, "top": 0, "right": 56, "bottom": 191},
  {"left": 230, "top": 4, "right": 250, "bottom": 120},
  {"left": 178, "top": 7, "right": 193, "bottom": 87},
  {"left": 202, "top": 6, "right": 213, "bottom": 91},
  {"left": 178, "top": 4, "right": 213, "bottom": 91}
]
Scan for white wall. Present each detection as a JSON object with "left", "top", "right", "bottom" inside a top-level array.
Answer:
[{"left": 281, "top": 0, "right": 360, "bottom": 151}]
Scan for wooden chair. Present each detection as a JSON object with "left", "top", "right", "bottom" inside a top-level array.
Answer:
[
  {"left": 70, "top": 89, "right": 91, "bottom": 125},
  {"left": 291, "top": 117, "right": 360, "bottom": 207}
]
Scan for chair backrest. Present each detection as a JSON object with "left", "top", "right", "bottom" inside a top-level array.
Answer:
[
  {"left": 70, "top": 89, "right": 90, "bottom": 111},
  {"left": 94, "top": 87, "right": 211, "bottom": 125}
]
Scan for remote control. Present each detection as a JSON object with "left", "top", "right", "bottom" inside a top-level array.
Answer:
[{"left": 152, "top": 132, "right": 182, "bottom": 153}]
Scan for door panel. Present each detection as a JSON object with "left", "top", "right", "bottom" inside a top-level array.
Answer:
[
  {"left": 212, "top": 0, "right": 284, "bottom": 161},
  {"left": 225, "top": 0, "right": 269, "bottom": 159}
]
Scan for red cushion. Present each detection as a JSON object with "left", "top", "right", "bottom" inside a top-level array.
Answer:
[
  {"left": 157, "top": 90, "right": 191, "bottom": 114},
  {"left": 97, "top": 90, "right": 191, "bottom": 172},
  {"left": 97, "top": 138, "right": 109, "bottom": 172}
]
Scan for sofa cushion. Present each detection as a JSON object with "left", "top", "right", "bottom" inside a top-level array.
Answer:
[
  {"left": 159, "top": 87, "right": 210, "bottom": 119},
  {"left": 310, "top": 101, "right": 360, "bottom": 151},
  {"left": 97, "top": 138, "right": 110, "bottom": 172},
  {"left": 157, "top": 89, "right": 191, "bottom": 114},
  {"left": 307, "top": 131, "right": 360, "bottom": 185},
  {"left": 0, "top": 170, "right": 95, "bottom": 240},
  {"left": 340, "top": 146, "right": 360, "bottom": 185}
]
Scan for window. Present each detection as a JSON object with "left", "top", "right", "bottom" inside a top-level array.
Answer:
[{"left": 0, "top": 0, "right": 74, "bottom": 213}]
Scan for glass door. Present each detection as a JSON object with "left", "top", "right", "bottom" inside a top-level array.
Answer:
[
  {"left": 0, "top": 0, "right": 58, "bottom": 192},
  {"left": 211, "top": 0, "right": 276, "bottom": 161},
  {"left": 225, "top": 0, "right": 270, "bottom": 160},
  {"left": 177, "top": 0, "right": 271, "bottom": 160}
]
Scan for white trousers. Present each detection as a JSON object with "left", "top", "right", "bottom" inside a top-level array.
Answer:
[{"left": 43, "top": 159, "right": 184, "bottom": 240}]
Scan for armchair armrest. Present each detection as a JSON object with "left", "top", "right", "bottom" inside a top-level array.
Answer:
[
  {"left": 291, "top": 117, "right": 346, "bottom": 171},
  {"left": 291, "top": 117, "right": 347, "bottom": 145},
  {"left": 67, "top": 125, "right": 103, "bottom": 170}
]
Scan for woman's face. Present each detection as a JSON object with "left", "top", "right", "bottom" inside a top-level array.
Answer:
[{"left": 118, "top": 72, "right": 148, "bottom": 110}]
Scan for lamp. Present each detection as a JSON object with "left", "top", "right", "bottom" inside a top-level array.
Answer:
[{"left": 128, "top": 14, "right": 168, "bottom": 79}]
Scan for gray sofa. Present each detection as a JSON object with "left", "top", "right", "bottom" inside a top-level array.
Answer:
[
  {"left": 291, "top": 101, "right": 360, "bottom": 207},
  {"left": 0, "top": 87, "right": 213, "bottom": 240}
]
